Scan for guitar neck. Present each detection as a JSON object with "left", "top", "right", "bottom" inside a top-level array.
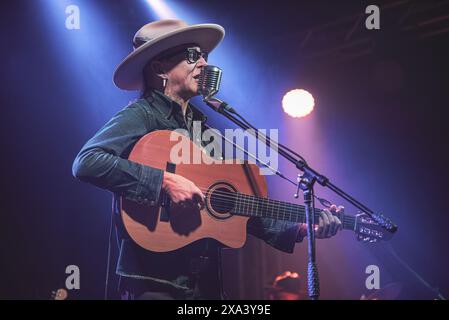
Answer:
[{"left": 232, "top": 193, "right": 356, "bottom": 231}]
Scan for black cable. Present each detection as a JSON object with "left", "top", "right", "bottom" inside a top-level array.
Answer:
[
  {"left": 233, "top": 110, "right": 308, "bottom": 165},
  {"left": 104, "top": 207, "right": 114, "bottom": 300},
  {"left": 382, "top": 242, "right": 446, "bottom": 300}
]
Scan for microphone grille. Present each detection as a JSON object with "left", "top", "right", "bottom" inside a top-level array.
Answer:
[{"left": 198, "top": 65, "right": 222, "bottom": 98}]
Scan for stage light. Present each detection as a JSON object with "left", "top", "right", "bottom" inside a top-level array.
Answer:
[
  {"left": 42, "top": 0, "right": 136, "bottom": 123},
  {"left": 145, "top": 0, "right": 178, "bottom": 19},
  {"left": 282, "top": 89, "right": 315, "bottom": 118}
]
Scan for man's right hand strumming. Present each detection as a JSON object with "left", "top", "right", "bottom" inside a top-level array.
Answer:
[{"left": 162, "top": 172, "right": 205, "bottom": 209}]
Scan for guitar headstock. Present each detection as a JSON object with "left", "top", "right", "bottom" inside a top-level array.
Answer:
[{"left": 354, "top": 213, "right": 395, "bottom": 243}]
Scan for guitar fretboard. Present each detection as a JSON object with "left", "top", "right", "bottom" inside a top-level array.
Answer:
[{"left": 231, "top": 193, "right": 356, "bottom": 231}]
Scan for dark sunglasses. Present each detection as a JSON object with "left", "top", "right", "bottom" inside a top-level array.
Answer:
[
  {"left": 162, "top": 47, "right": 208, "bottom": 64},
  {"left": 186, "top": 47, "right": 208, "bottom": 64}
]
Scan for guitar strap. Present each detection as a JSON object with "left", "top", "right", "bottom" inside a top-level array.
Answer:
[{"left": 242, "top": 162, "right": 262, "bottom": 197}]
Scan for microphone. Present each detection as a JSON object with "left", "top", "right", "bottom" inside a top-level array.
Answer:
[
  {"left": 198, "top": 65, "right": 235, "bottom": 114},
  {"left": 198, "top": 65, "right": 222, "bottom": 98}
]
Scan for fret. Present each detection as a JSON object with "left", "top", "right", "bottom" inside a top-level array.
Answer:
[
  {"left": 241, "top": 193, "right": 247, "bottom": 215},
  {"left": 276, "top": 199, "right": 283, "bottom": 220},
  {"left": 276, "top": 200, "right": 282, "bottom": 220},
  {"left": 248, "top": 195, "right": 254, "bottom": 216},
  {"left": 285, "top": 202, "right": 291, "bottom": 221},
  {"left": 285, "top": 202, "right": 292, "bottom": 221},
  {"left": 229, "top": 191, "right": 356, "bottom": 232},
  {"left": 260, "top": 197, "right": 267, "bottom": 218},
  {"left": 254, "top": 196, "right": 259, "bottom": 216},
  {"left": 267, "top": 198, "right": 273, "bottom": 219},
  {"left": 289, "top": 204, "right": 295, "bottom": 222},
  {"left": 270, "top": 199, "right": 276, "bottom": 219},
  {"left": 235, "top": 192, "right": 240, "bottom": 214},
  {"left": 250, "top": 196, "right": 255, "bottom": 214}
]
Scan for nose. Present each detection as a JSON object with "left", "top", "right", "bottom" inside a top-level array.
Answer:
[{"left": 197, "top": 56, "right": 208, "bottom": 67}]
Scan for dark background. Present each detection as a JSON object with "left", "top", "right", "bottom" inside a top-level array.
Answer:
[{"left": 1, "top": 0, "right": 448, "bottom": 299}]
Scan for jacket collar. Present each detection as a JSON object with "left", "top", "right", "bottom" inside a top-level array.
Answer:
[{"left": 146, "top": 90, "right": 207, "bottom": 123}]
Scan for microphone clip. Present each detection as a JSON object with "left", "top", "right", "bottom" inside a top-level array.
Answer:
[{"left": 203, "top": 96, "right": 236, "bottom": 114}]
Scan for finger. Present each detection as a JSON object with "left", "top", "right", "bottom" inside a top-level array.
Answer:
[
  {"left": 335, "top": 215, "right": 343, "bottom": 232},
  {"left": 321, "top": 210, "right": 330, "bottom": 238},
  {"left": 328, "top": 213, "right": 337, "bottom": 237},
  {"left": 329, "top": 211, "right": 342, "bottom": 235},
  {"left": 173, "top": 195, "right": 188, "bottom": 205},
  {"left": 194, "top": 195, "right": 205, "bottom": 210},
  {"left": 327, "top": 210, "right": 337, "bottom": 237},
  {"left": 174, "top": 200, "right": 186, "bottom": 209},
  {"left": 197, "top": 188, "right": 205, "bottom": 201},
  {"left": 192, "top": 192, "right": 203, "bottom": 204},
  {"left": 317, "top": 215, "right": 324, "bottom": 238},
  {"left": 193, "top": 188, "right": 205, "bottom": 207}
]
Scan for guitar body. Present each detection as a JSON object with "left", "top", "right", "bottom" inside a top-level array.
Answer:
[{"left": 121, "top": 130, "right": 267, "bottom": 252}]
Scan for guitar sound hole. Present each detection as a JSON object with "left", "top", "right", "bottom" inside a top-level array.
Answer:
[{"left": 210, "top": 187, "right": 236, "bottom": 214}]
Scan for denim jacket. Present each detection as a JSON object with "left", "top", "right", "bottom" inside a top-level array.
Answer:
[{"left": 72, "top": 90, "right": 302, "bottom": 298}]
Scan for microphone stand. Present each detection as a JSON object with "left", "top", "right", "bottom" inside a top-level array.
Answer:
[{"left": 203, "top": 96, "right": 398, "bottom": 300}]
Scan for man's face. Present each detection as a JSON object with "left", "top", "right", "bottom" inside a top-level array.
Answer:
[{"left": 158, "top": 45, "right": 208, "bottom": 99}]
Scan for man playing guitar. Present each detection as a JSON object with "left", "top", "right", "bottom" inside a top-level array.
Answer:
[{"left": 72, "top": 19, "right": 343, "bottom": 300}]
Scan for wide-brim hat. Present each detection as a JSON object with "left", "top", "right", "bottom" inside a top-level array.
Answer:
[{"left": 113, "top": 19, "right": 225, "bottom": 91}]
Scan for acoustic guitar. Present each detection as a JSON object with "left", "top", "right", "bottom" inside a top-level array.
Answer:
[{"left": 121, "top": 130, "right": 393, "bottom": 252}]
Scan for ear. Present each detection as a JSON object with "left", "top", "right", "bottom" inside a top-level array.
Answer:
[{"left": 150, "top": 61, "right": 167, "bottom": 80}]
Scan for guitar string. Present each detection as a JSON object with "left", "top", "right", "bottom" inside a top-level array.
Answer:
[
  {"left": 182, "top": 187, "right": 356, "bottom": 227},
  {"left": 204, "top": 197, "right": 354, "bottom": 228},
  {"left": 159, "top": 182, "right": 356, "bottom": 227},
  {"left": 195, "top": 187, "right": 355, "bottom": 225},
  {"left": 194, "top": 186, "right": 340, "bottom": 217}
]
